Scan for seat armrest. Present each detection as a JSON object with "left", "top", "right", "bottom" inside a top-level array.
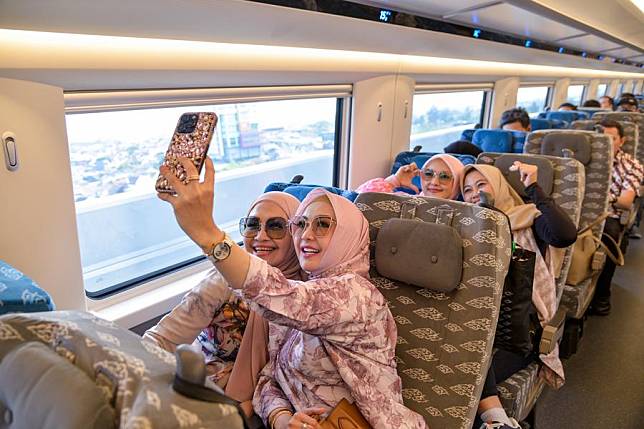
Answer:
[{"left": 539, "top": 308, "right": 566, "bottom": 355}]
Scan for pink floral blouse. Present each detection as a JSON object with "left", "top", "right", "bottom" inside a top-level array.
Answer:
[{"left": 243, "top": 255, "right": 427, "bottom": 429}]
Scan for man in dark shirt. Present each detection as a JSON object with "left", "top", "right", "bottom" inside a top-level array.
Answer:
[
  {"left": 591, "top": 119, "right": 644, "bottom": 315},
  {"left": 499, "top": 107, "right": 531, "bottom": 132}
]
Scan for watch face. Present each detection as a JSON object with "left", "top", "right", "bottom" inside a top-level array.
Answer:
[{"left": 213, "top": 242, "right": 231, "bottom": 260}]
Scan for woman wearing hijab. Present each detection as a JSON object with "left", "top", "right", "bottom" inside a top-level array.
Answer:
[
  {"left": 460, "top": 162, "right": 576, "bottom": 429},
  {"left": 144, "top": 191, "right": 304, "bottom": 417},
  {"left": 157, "top": 157, "right": 427, "bottom": 429},
  {"left": 356, "top": 153, "right": 464, "bottom": 200}
]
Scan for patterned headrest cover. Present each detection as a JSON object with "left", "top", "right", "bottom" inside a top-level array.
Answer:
[
  {"left": 570, "top": 120, "right": 598, "bottom": 132},
  {"left": 375, "top": 219, "right": 462, "bottom": 292},
  {"left": 541, "top": 133, "right": 592, "bottom": 165},
  {"left": 491, "top": 154, "right": 554, "bottom": 197},
  {"left": 472, "top": 130, "right": 513, "bottom": 153}
]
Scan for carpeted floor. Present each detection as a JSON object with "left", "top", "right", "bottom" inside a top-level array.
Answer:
[{"left": 536, "top": 236, "right": 644, "bottom": 428}]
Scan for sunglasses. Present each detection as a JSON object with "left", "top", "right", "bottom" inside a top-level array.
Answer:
[
  {"left": 288, "top": 215, "right": 337, "bottom": 237},
  {"left": 239, "top": 216, "right": 288, "bottom": 239},
  {"left": 423, "top": 169, "right": 453, "bottom": 183}
]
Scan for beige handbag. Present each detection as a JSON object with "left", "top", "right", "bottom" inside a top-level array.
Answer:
[
  {"left": 567, "top": 214, "right": 625, "bottom": 285},
  {"left": 319, "top": 398, "right": 372, "bottom": 429}
]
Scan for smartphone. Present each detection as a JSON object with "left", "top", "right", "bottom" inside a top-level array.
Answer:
[{"left": 155, "top": 112, "right": 218, "bottom": 194}]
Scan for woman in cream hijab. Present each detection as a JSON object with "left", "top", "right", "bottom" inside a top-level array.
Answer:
[
  {"left": 144, "top": 191, "right": 304, "bottom": 417},
  {"left": 461, "top": 162, "right": 576, "bottom": 429}
]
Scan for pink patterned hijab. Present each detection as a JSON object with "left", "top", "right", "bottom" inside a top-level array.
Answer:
[
  {"left": 421, "top": 154, "right": 465, "bottom": 199},
  {"left": 296, "top": 189, "right": 370, "bottom": 279}
]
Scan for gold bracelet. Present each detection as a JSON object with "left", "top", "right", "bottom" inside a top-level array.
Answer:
[{"left": 269, "top": 408, "right": 293, "bottom": 429}]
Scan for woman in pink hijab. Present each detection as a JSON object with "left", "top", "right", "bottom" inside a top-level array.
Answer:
[
  {"left": 144, "top": 191, "right": 304, "bottom": 417},
  {"left": 158, "top": 158, "right": 427, "bottom": 429},
  {"left": 356, "top": 154, "right": 464, "bottom": 200}
]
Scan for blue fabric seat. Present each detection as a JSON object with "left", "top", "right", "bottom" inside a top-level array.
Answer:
[
  {"left": 545, "top": 111, "right": 589, "bottom": 124},
  {"left": 263, "top": 183, "right": 358, "bottom": 202},
  {"left": 391, "top": 151, "right": 476, "bottom": 191},
  {"left": 0, "top": 260, "right": 54, "bottom": 315},
  {"left": 509, "top": 131, "right": 527, "bottom": 153},
  {"left": 530, "top": 118, "right": 551, "bottom": 131},
  {"left": 459, "top": 128, "right": 476, "bottom": 142},
  {"left": 472, "top": 129, "right": 514, "bottom": 153}
]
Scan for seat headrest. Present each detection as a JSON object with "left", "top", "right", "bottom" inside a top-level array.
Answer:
[
  {"left": 459, "top": 128, "right": 476, "bottom": 142},
  {"left": 546, "top": 111, "right": 586, "bottom": 123},
  {"left": 472, "top": 129, "right": 513, "bottom": 153},
  {"left": 530, "top": 118, "right": 551, "bottom": 131},
  {"left": 375, "top": 218, "right": 462, "bottom": 292},
  {"left": 284, "top": 185, "right": 358, "bottom": 202},
  {"left": 541, "top": 133, "right": 592, "bottom": 165},
  {"left": 570, "top": 120, "right": 598, "bottom": 131},
  {"left": 492, "top": 154, "right": 554, "bottom": 197}
]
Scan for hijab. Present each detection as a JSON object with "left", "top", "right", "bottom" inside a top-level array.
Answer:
[
  {"left": 225, "top": 191, "right": 304, "bottom": 414},
  {"left": 421, "top": 154, "right": 465, "bottom": 200},
  {"left": 296, "top": 188, "right": 370, "bottom": 279},
  {"left": 460, "top": 164, "right": 564, "bottom": 388}
]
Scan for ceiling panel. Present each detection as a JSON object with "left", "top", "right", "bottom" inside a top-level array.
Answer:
[
  {"left": 348, "top": 0, "right": 489, "bottom": 18},
  {"left": 562, "top": 34, "right": 621, "bottom": 52},
  {"left": 607, "top": 47, "right": 644, "bottom": 59},
  {"left": 448, "top": 3, "right": 582, "bottom": 42}
]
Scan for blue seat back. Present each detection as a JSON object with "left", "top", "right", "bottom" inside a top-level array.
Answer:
[
  {"left": 546, "top": 111, "right": 589, "bottom": 123},
  {"left": 263, "top": 183, "right": 358, "bottom": 202},
  {"left": 577, "top": 108, "right": 609, "bottom": 117},
  {"left": 0, "top": 260, "right": 55, "bottom": 315},
  {"left": 509, "top": 131, "right": 527, "bottom": 153},
  {"left": 391, "top": 151, "right": 476, "bottom": 190},
  {"left": 530, "top": 118, "right": 551, "bottom": 131},
  {"left": 472, "top": 129, "right": 514, "bottom": 153},
  {"left": 459, "top": 128, "right": 476, "bottom": 142}
]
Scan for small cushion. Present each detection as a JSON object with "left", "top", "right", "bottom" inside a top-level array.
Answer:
[
  {"left": 541, "top": 133, "right": 592, "bottom": 165},
  {"left": 375, "top": 218, "right": 462, "bottom": 291},
  {"left": 472, "top": 130, "right": 513, "bottom": 153},
  {"left": 493, "top": 154, "right": 554, "bottom": 197},
  {"left": 0, "top": 341, "right": 115, "bottom": 429}
]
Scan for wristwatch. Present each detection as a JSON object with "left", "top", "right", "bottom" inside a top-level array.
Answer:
[{"left": 203, "top": 233, "right": 236, "bottom": 263}]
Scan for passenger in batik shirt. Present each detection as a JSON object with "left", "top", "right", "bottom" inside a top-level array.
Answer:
[
  {"left": 144, "top": 191, "right": 304, "bottom": 416},
  {"left": 591, "top": 119, "right": 644, "bottom": 316},
  {"left": 157, "top": 156, "right": 427, "bottom": 429}
]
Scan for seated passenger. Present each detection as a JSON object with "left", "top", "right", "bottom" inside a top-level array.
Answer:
[
  {"left": 356, "top": 153, "right": 464, "bottom": 200},
  {"left": 615, "top": 95, "right": 639, "bottom": 112},
  {"left": 499, "top": 107, "right": 531, "bottom": 132},
  {"left": 590, "top": 119, "right": 644, "bottom": 315},
  {"left": 461, "top": 163, "right": 576, "bottom": 429},
  {"left": 599, "top": 95, "right": 614, "bottom": 110},
  {"left": 144, "top": 191, "right": 304, "bottom": 416},
  {"left": 558, "top": 102, "right": 577, "bottom": 111},
  {"left": 444, "top": 139, "right": 483, "bottom": 157},
  {"left": 582, "top": 99, "right": 601, "bottom": 108},
  {"left": 158, "top": 158, "right": 427, "bottom": 428}
]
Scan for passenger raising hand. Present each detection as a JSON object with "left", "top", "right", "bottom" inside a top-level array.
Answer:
[
  {"left": 392, "top": 162, "right": 420, "bottom": 192},
  {"left": 509, "top": 161, "right": 538, "bottom": 188}
]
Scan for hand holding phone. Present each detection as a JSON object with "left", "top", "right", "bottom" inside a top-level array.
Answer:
[{"left": 155, "top": 112, "right": 218, "bottom": 194}]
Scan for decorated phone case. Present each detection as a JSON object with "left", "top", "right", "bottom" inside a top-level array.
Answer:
[{"left": 155, "top": 112, "right": 218, "bottom": 194}]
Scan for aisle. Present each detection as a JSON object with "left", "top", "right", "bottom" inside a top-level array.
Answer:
[{"left": 536, "top": 236, "right": 644, "bottom": 428}]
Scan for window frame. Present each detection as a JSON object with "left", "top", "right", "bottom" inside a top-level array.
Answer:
[
  {"left": 516, "top": 83, "right": 553, "bottom": 114},
  {"left": 65, "top": 85, "right": 352, "bottom": 298}
]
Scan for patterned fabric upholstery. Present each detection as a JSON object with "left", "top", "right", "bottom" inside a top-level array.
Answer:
[
  {"left": 0, "top": 260, "right": 54, "bottom": 315},
  {"left": 593, "top": 112, "right": 644, "bottom": 165},
  {"left": 497, "top": 362, "right": 543, "bottom": 421},
  {"left": 525, "top": 130, "right": 613, "bottom": 318},
  {"left": 0, "top": 311, "right": 245, "bottom": 429},
  {"left": 477, "top": 153, "right": 584, "bottom": 300},
  {"left": 571, "top": 119, "right": 639, "bottom": 158},
  {"left": 355, "top": 193, "right": 511, "bottom": 429}
]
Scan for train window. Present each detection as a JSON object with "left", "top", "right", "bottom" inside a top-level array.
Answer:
[
  {"left": 410, "top": 90, "right": 487, "bottom": 152},
  {"left": 517, "top": 86, "right": 550, "bottom": 117},
  {"left": 597, "top": 84, "right": 608, "bottom": 97},
  {"left": 567, "top": 84, "right": 586, "bottom": 105},
  {"left": 66, "top": 97, "right": 341, "bottom": 297}
]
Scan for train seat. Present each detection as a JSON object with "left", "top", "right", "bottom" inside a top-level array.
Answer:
[
  {"left": 576, "top": 107, "right": 609, "bottom": 117},
  {"left": 529, "top": 118, "right": 552, "bottom": 131},
  {"left": 390, "top": 150, "right": 477, "bottom": 191},
  {"left": 355, "top": 192, "right": 511, "bottom": 429},
  {"left": 571, "top": 119, "right": 639, "bottom": 158},
  {"left": 264, "top": 182, "right": 358, "bottom": 202},
  {"left": 0, "top": 260, "right": 55, "bottom": 315},
  {"left": 525, "top": 130, "right": 613, "bottom": 323},
  {"left": 545, "top": 111, "right": 590, "bottom": 124},
  {"left": 472, "top": 129, "right": 514, "bottom": 153},
  {"left": 592, "top": 111, "right": 644, "bottom": 165},
  {"left": 509, "top": 131, "right": 527, "bottom": 153},
  {"left": 0, "top": 311, "right": 245, "bottom": 428},
  {"left": 476, "top": 152, "right": 584, "bottom": 420},
  {"left": 459, "top": 128, "right": 477, "bottom": 142}
]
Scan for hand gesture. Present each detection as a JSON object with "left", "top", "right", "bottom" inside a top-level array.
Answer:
[
  {"left": 395, "top": 162, "right": 420, "bottom": 192},
  {"left": 157, "top": 157, "right": 220, "bottom": 250},
  {"left": 509, "top": 161, "right": 538, "bottom": 188}
]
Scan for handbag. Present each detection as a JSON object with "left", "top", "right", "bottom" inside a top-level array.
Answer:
[
  {"left": 319, "top": 398, "right": 371, "bottom": 429},
  {"left": 494, "top": 245, "right": 540, "bottom": 356}
]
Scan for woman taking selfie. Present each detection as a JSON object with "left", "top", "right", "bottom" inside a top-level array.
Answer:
[{"left": 157, "top": 157, "right": 426, "bottom": 429}]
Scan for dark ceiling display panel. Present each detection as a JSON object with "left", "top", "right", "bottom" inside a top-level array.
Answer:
[{"left": 246, "top": 0, "right": 644, "bottom": 69}]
